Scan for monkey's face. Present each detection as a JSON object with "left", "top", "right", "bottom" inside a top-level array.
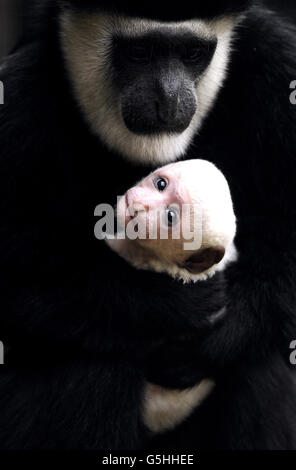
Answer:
[
  {"left": 116, "top": 164, "right": 197, "bottom": 261},
  {"left": 112, "top": 30, "right": 217, "bottom": 135},
  {"left": 61, "top": 11, "right": 237, "bottom": 164},
  {"left": 116, "top": 164, "right": 226, "bottom": 276},
  {"left": 112, "top": 159, "right": 237, "bottom": 278}
]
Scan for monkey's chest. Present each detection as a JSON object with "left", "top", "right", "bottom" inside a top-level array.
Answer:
[{"left": 143, "top": 380, "right": 215, "bottom": 434}]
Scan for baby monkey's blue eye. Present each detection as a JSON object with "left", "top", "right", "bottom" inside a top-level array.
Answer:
[
  {"left": 166, "top": 208, "right": 178, "bottom": 227},
  {"left": 155, "top": 177, "right": 168, "bottom": 192}
]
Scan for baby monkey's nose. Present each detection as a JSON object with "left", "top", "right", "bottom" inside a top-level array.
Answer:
[{"left": 127, "top": 188, "right": 151, "bottom": 211}]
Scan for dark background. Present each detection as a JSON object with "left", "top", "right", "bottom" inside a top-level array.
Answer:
[
  {"left": 0, "top": 0, "right": 23, "bottom": 61},
  {"left": 0, "top": 0, "right": 295, "bottom": 62}
]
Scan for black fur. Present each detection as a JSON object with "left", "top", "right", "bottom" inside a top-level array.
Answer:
[
  {"left": 0, "top": 0, "right": 296, "bottom": 450},
  {"left": 61, "top": 0, "right": 253, "bottom": 22}
]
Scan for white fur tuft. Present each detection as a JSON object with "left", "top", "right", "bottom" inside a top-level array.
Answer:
[{"left": 143, "top": 380, "right": 215, "bottom": 434}]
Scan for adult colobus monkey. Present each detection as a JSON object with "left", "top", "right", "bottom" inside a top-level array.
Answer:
[{"left": 0, "top": 0, "right": 296, "bottom": 450}]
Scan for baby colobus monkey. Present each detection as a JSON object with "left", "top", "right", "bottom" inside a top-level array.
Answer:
[
  {"left": 107, "top": 159, "right": 237, "bottom": 283},
  {"left": 107, "top": 159, "right": 237, "bottom": 434}
]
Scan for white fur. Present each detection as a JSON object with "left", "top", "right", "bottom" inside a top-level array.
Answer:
[
  {"left": 143, "top": 380, "right": 215, "bottom": 434},
  {"left": 108, "top": 240, "right": 237, "bottom": 284},
  {"left": 141, "top": 241, "right": 237, "bottom": 283},
  {"left": 60, "top": 11, "right": 238, "bottom": 165}
]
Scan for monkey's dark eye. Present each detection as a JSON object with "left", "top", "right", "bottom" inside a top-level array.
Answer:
[
  {"left": 154, "top": 177, "right": 168, "bottom": 192},
  {"left": 183, "top": 47, "right": 203, "bottom": 64},
  {"left": 165, "top": 208, "right": 178, "bottom": 227},
  {"left": 127, "top": 45, "right": 151, "bottom": 63}
]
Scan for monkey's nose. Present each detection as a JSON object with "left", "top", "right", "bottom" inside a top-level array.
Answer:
[{"left": 126, "top": 189, "right": 150, "bottom": 213}]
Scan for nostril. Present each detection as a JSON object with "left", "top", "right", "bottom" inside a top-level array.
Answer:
[{"left": 130, "top": 210, "right": 138, "bottom": 220}]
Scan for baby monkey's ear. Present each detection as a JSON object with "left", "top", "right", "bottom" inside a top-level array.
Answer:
[{"left": 183, "top": 246, "right": 225, "bottom": 275}]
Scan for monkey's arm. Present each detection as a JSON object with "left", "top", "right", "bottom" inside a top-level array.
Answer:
[
  {"left": 0, "top": 360, "right": 145, "bottom": 450},
  {"left": 149, "top": 352, "right": 296, "bottom": 450},
  {"left": 144, "top": 216, "right": 296, "bottom": 389},
  {"left": 197, "top": 215, "right": 296, "bottom": 368},
  {"left": 144, "top": 218, "right": 296, "bottom": 449}
]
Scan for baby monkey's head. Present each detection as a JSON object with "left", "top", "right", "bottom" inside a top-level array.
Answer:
[{"left": 108, "top": 160, "right": 237, "bottom": 282}]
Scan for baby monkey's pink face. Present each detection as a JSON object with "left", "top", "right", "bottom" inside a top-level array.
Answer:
[
  {"left": 117, "top": 165, "right": 191, "bottom": 249},
  {"left": 115, "top": 163, "right": 227, "bottom": 276}
]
